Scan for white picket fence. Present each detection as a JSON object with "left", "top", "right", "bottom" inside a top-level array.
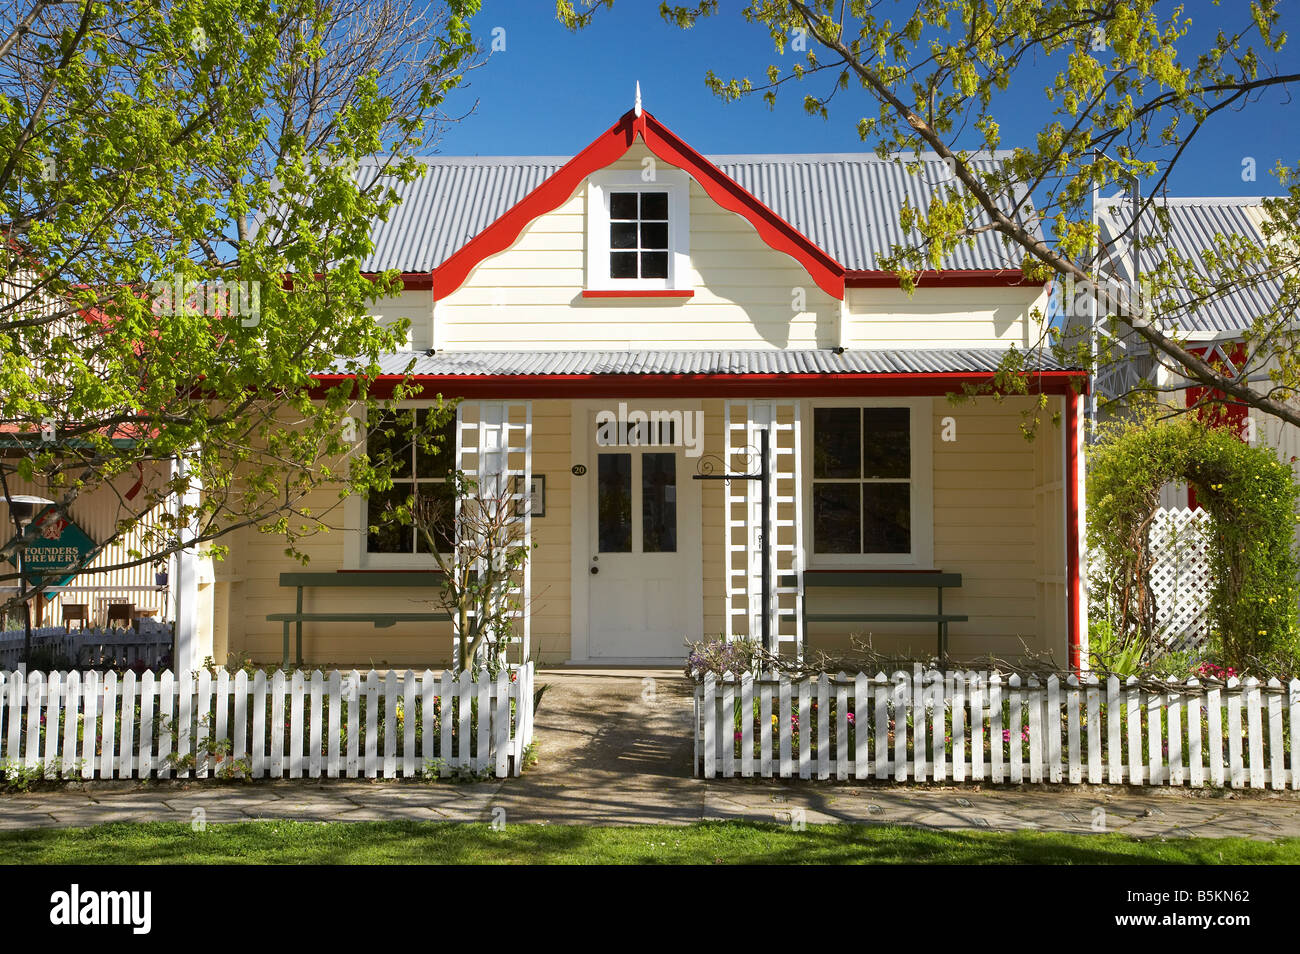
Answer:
[
  {"left": 694, "top": 668, "right": 1300, "bottom": 789},
  {"left": 0, "top": 664, "right": 535, "bottom": 781},
  {"left": 0, "top": 623, "right": 172, "bottom": 670}
]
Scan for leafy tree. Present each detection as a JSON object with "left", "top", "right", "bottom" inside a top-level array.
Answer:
[
  {"left": 0, "top": 0, "right": 480, "bottom": 612},
  {"left": 410, "top": 471, "right": 532, "bottom": 674},
  {"left": 559, "top": 1, "right": 1300, "bottom": 425}
]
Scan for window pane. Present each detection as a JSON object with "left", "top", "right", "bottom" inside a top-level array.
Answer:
[
  {"left": 367, "top": 410, "right": 414, "bottom": 479},
  {"left": 368, "top": 482, "right": 413, "bottom": 553},
  {"left": 414, "top": 410, "right": 454, "bottom": 478},
  {"left": 641, "top": 453, "right": 677, "bottom": 553},
  {"left": 610, "top": 192, "right": 638, "bottom": 219},
  {"left": 862, "top": 483, "right": 911, "bottom": 553},
  {"left": 863, "top": 407, "right": 910, "bottom": 479},
  {"left": 610, "top": 251, "right": 638, "bottom": 278},
  {"left": 610, "top": 221, "right": 638, "bottom": 249},
  {"left": 640, "top": 251, "right": 668, "bottom": 279},
  {"left": 597, "top": 453, "right": 632, "bottom": 552},
  {"left": 641, "top": 192, "right": 668, "bottom": 219},
  {"left": 414, "top": 482, "right": 455, "bottom": 554},
  {"left": 640, "top": 221, "right": 668, "bottom": 249},
  {"left": 813, "top": 483, "right": 859, "bottom": 553},
  {"left": 813, "top": 407, "right": 860, "bottom": 479}
]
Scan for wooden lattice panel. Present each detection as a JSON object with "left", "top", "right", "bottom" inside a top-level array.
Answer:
[
  {"left": 1147, "top": 507, "right": 1212, "bottom": 651},
  {"left": 723, "top": 400, "right": 803, "bottom": 658},
  {"left": 1089, "top": 506, "right": 1211, "bottom": 652}
]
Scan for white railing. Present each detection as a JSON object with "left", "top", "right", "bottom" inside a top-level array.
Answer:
[
  {"left": 0, "top": 663, "right": 535, "bottom": 781},
  {"left": 694, "top": 668, "right": 1300, "bottom": 789},
  {"left": 0, "top": 621, "right": 172, "bottom": 670}
]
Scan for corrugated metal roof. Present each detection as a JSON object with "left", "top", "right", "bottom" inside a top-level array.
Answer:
[
  {"left": 1096, "top": 196, "right": 1285, "bottom": 334},
  {"left": 713, "top": 153, "right": 1031, "bottom": 273},
  {"left": 353, "top": 152, "right": 1033, "bottom": 274},
  {"left": 360, "top": 348, "right": 1070, "bottom": 377}
]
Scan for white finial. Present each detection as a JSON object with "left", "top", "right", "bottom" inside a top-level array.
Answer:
[{"left": 634, "top": 81, "right": 642, "bottom": 117}]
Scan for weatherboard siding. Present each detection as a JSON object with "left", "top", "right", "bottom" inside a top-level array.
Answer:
[
  {"left": 844, "top": 285, "right": 1049, "bottom": 350},
  {"left": 434, "top": 148, "right": 840, "bottom": 351},
  {"left": 801, "top": 396, "right": 1065, "bottom": 662}
]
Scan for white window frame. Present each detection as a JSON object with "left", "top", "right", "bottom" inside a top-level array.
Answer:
[
  {"left": 801, "top": 397, "right": 934, "bottom": 569},
  {"left": 585, "top": 169, "right": 691, "bottom": 291},
  {"left": 342, "top": 401, "right": 455, "bottom": 570}
]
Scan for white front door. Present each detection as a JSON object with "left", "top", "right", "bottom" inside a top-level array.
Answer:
[{"left": 586, "top": 427, "right": 702, "bottom": 660}]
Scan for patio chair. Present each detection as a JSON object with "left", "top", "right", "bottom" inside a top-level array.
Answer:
[
  {"left": 62, "top": 602, "right": 89, "bottom": 632},
  {"left": 105, "top": 602, "right": 135, "bottom": 630}
]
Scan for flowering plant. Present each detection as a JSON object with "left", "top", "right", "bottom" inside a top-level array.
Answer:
[{"left": 685, "top": 637, "right": 761, "bottom": 679}]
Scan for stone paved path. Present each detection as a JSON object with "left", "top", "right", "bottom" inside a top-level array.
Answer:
[{"left": 2, "top": 669, "right": 1299, "bottom": 839}]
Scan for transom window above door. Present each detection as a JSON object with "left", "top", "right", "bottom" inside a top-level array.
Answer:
[{"left": 585, "top": 169, "right": 690, "bottom": 291}]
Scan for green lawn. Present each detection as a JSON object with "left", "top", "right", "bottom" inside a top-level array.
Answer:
[{"left": 0, "top": 820, "right": 1294, "bottom": 864}]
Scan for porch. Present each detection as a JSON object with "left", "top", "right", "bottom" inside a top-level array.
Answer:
[{"left": 216, "top": 349, "right": 1086, "bottom": 671}]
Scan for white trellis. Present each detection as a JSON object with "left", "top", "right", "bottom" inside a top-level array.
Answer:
[
  {"left": 723, "top": 400, "right": 803, "bottom": 657},
  {"left": 1090, "top": 505, "right": 1212, "bottom": 652},
  {"left": 1147, "top": 507, "right": 1212, "bottom": 651},
  {"left": 455, "top": 401, "right": 532, "bottom": 666}
]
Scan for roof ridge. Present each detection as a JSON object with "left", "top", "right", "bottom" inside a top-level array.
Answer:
[
  {"left": 1097, "top": 195, "right": 1275, "bottom": 207},
  {"left": 355, "top": 150, "right": 1016, "bottom": 165}
]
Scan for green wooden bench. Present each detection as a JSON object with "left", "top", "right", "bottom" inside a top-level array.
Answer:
[
  {"left": 268, "top": 571, "right": 450, "bottom": 667},
  {"left": 781, "top": 569, "right": 966, "bottom": 659}
]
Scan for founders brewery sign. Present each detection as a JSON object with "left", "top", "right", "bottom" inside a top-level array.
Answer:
[{"left": 8, "top": 509, "right": 96, "bottom": 590}]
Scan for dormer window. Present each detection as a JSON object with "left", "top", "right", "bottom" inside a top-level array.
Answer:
[
  {"left": 586, "top": 169, "right": 690, "bottom": 292},
  {"left": 610, "top": 191, "right": 669, "bottom": 279}
]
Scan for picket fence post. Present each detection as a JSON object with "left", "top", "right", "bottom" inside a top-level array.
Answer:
[
  {"left": 1226, "top": 677, "right": 1244, "bottom": 788},
  {"left": 739, "top": 672, "right": 754, "bottom": 779},
  {"left": 1187, "top": 678, "right": 1204, "bottom": 788},
  {"left": 702, "top": 672, "right": 716, "bottom": 779},
  {"left": 989, "top": 673, "right": 1004, "bottom": 784},
  {"left": 1267, "top": 678, "right": 1284, "bottom": 792},
  {"left": 874, "top": 673, "right": 890, "bottom": 781},
  {"left": 1009, "top": 674, "right": 1023, "bottom": 784}
]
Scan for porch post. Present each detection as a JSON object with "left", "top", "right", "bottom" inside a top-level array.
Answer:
[
  {"left": 455, "top": 401, "right": 532, "bottom": 666},
  {"left": 724, "top": 400, "right": 803, "bottom": 659},
  {"left": 171, "top": 451, "right": 201, "bottom": 674},
  {"left": 1066, "top": 390, "right": 1087, "bottom": 671}
]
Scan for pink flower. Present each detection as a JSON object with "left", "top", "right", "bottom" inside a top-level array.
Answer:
[
  {"left": 846, "top": 712, "right": 856, "bottom": 725},
  {"left": 734, "top": 730, "right": 743, "bottom": 741}
]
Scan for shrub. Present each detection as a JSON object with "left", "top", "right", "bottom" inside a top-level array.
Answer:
[
  {"left": 684, "top": 637, "right": 761, "bottom": 678},
  {"left": 1088, "top": 413, "right": 1300, "bottom": 672}
]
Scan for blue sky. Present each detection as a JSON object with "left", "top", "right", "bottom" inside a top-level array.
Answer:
[{"left": 435, "top": 2, "right": 1299, "bottom": 198}]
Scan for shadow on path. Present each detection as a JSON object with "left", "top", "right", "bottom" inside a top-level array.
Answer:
[{"left": 494, "top": 670, "right": 704, "bottom": 824}]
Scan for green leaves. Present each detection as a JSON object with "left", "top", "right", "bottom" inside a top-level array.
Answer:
[
  {"left": 0, "top": 0, "right": 480, "bottom": 583},
  {"left": 1088, "top": 413, "right": 1300, "bottom": 672}
]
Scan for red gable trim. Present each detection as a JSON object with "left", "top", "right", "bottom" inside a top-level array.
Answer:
[
  {"left": 431, "top": 109, "right": 846, "bottom": 302},
  {"left": 847, "top": 269, "right": 1046, "bottom": 288},
  {"left": 312, "top": 369, "right": 1086, "bottom": 401}
]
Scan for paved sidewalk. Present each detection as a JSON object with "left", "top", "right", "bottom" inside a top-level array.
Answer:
[{"left": 2, "top": 670, "right": 1299, "bottom": 839}]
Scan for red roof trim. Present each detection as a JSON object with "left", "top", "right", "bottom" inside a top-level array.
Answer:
[
  {"left": 846, "top": 269, "right": 1046, "bottom": 288},
  {"left": 311, "top": 369, "right": 1086, "bottom": 400},
  {"left": 352, "top": 272, "right": 435, "bottom": 290},
  {"left": 431, "top": 109, "right": 846, "bottom": 302}
]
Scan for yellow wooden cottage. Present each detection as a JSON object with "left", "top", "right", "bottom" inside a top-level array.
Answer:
[{"left": 190, "top": 105, "right": 1088, "bottom": 672}]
